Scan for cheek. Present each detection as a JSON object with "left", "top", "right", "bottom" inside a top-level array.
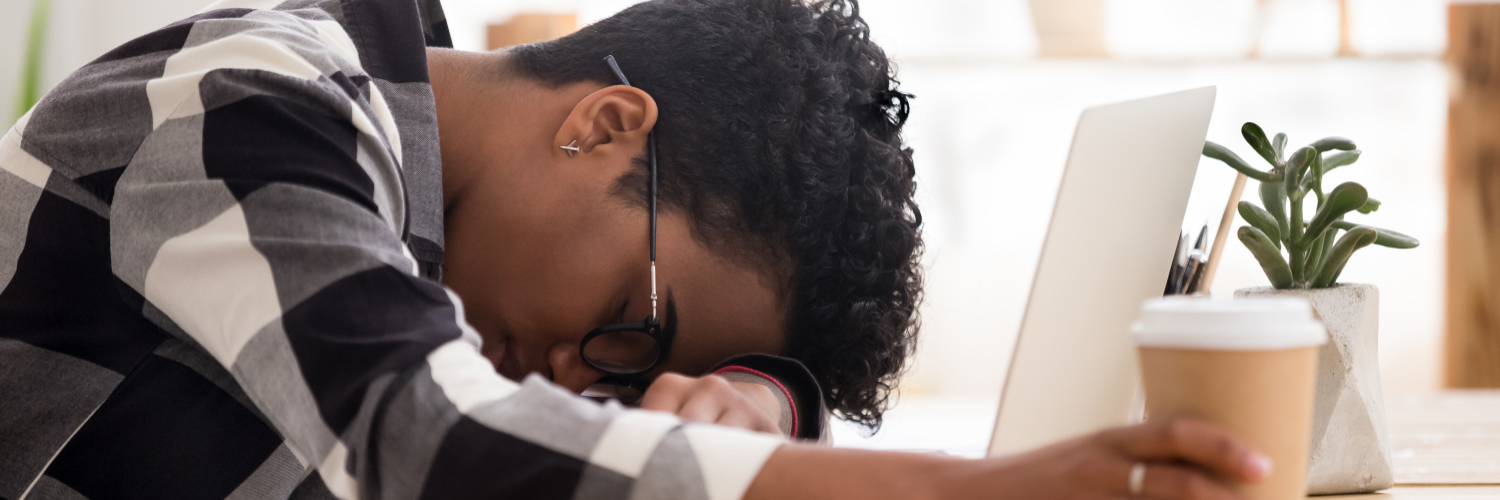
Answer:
[
  {"left": 495, "top": 212, "right": 640, "bottom": 341},
  {"left": 500, "top": 242, "right": 613, "bottom": 333}
]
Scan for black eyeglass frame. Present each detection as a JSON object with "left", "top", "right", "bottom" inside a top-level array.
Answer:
[{"left": 577, "top": 55, "right": 671, "bottom": 383}]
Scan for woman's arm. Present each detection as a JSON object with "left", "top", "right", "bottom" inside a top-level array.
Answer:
[{"left": 746, "top": 418, "right": 1271, "bottom": 500}]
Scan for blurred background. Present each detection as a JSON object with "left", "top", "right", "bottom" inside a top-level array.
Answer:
[{"left": 0, "top": 0, "right": 1456, "bottom": 454}]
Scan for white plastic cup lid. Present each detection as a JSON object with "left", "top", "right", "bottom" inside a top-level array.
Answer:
[{"left": 1130, "top": 297, "right": 1327, "bottom": 351}]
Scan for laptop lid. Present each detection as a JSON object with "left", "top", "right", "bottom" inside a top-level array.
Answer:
[{"left": 988, "top": 87, "right": 1217, "bottom": 456}]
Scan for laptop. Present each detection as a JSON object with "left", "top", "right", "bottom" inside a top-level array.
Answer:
[{"left": 988, "top": 87, "right": 1218, "bottom": 456}]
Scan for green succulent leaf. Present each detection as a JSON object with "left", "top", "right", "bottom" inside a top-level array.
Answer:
[
  {"left": 1305, "top": 232, "right": 1326, "bottom": 278},
  {"left": 1309, "top": 148, "right": 1325, "bottom": 195},
  {"left": 1260, "top": 180, "right": 1290, "bottom": 240},
  {"left": 1303, "top": 182, "right": 1369, "bottom": 245},
  {"left": 1238, "top": 201, "right": 1281, "bottom": 249},
  {"left": 1239, "top": 226, "right": 1294, "bottom": 289},
  {"left": 1311, "top": 227, "right": 1378, "bottom": 288},
  {"left": 1311, "top": 137, "right": 1357, "bottom": 152},
  {"left": 1273, "top": 133, "right": 1289, "bottom": 163},
  {"left": 1242, "top": 123, "right": 1278, "bottom": 165},
  {"left": 1203, "top": 141, "right": 1274, "bottom": 182},
  {"left": 1286, "top": 146, "right": 1317, "bottom": 198},
  {"left": 1331, "top": 220, "right": 1419, "bottom": 249},
  {"left": 1308, "top": 226, "right": 1341, "bottom": 280},
  {"left": 1323, "top": 226, "right": 1340, "bottom": 257},
  {"left": 1322, "top": 150, "right": 1361, "bottom": 174},
  {"left": 1304, "top": 150, "right": 1361, "bottom": 192},
  {"left": 1357, "top": 197, "right": 1381, "bottom": 214}
]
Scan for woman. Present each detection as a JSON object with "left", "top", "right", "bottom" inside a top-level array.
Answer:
[{"left": 0, "top": 0, "right": 1266, "bottom": 497}]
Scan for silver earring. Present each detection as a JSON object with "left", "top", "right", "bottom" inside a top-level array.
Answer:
[{"left": 560, "top": 140, "right": 580, "bottom": 158}]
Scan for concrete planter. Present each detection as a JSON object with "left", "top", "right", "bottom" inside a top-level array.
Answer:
[{"left": 1236, "top": 284, "right": 1393, "bottom": 494}]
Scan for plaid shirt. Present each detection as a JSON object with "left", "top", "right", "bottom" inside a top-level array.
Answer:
[{"left": 0, "top": 0, "right": 785, "bottom": 498}]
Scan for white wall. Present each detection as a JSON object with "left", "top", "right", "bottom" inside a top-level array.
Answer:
[
  {"left": 1, "top": 0, "right": 38, "bottom": 123},
  {"left": 1, "top": 0, "right": 208, "bottom": 124},
  {"left": 440, "top": 0, "right": 643, "bottom": 51},
  {"left": 893, "top": 59, "right": 1447, "bottom": 400},
  {"left": 834, "top": 55, "right": 1446, "bottom": 449},
  {"left": 850, "top": 1, "right": 1449, "bottom": 408}
]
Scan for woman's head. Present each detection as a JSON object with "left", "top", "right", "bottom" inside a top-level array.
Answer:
[
  {"left": 516, "top": 0, "right": 922, "bottom": 430},
  {"left": 438, "top": 0, "right": 920, "bottom": 431}
]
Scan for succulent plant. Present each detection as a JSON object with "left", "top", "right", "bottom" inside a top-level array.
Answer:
[{"left": 1202, "top": 123, "right": 1418, "bottom": 290}]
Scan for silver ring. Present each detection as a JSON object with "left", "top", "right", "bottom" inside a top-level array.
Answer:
[{"left": 1129, "top": 462, "right": 1147, "bottom": 497}]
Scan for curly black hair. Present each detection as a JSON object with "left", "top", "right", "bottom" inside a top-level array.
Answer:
[{"left": 510, "top": 0, "right": 921, "bottom": 431}]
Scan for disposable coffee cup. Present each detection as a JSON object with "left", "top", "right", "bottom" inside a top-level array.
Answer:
[{"left": 1130, "top": 297, "right": 1327, "bottom": 500}]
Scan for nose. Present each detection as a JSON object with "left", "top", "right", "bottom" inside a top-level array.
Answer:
[{"left": 546, "top": 343, "right": 608, "bottom": 393}]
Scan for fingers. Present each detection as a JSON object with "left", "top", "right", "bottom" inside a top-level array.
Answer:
[
  {"left": 719, "top": 409, "right": 779, "bottom": 434},
  {"left": 678, "top": 384, "right": 729, "bottom": 423},
  {"left": 1043, "top": 450, "right": 1241, "bottom": 500},
  {"left": 721, "top": 382, "right": 781, "bottom": 433},
  {"left": 1078, "top": 455, "right": 1244, "bottom": 500},
  {"left": 638, "top": 373, "right": 694, "bottom": 413},
  {"left": 638, "top": 373, "right": 781, "bottom": 433},
  {"left": 1134, "top": 462, "right": 1246, "bottom": 500},
  {"left": 640, "top": 373, "right": 733, "bottom": 421},
  {"left": 1101, "top": 419, "right": 1273, "bottom": 484}
]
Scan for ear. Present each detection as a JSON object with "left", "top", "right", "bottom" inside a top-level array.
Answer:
[{"left": 555, "top": 85, "right": 658, "bottom": 163}]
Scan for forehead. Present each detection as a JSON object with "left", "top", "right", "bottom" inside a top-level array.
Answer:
[{"left": 655, "top": 214, "right": 789, "bottom": 375}]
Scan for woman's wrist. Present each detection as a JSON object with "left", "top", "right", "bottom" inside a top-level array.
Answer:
[{"left": 744, "top": 443, "right": 971, "bottom": 500}]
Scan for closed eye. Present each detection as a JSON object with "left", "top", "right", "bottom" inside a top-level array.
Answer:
[{"left": 614, "top": 299, "right": 630, "bottom": 323}]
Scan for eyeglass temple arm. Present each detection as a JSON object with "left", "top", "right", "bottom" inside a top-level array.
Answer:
[{"left": 605, "top": 56, "right": 659, "bottom": 320}]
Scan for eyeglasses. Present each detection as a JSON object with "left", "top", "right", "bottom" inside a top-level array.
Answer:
[{"left": 578, "top": 56, "right": 673, "bottom": 387}]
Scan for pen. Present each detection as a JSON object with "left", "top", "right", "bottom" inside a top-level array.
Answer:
[
  {"left": 1182, "top": 249, "right": 1205, "bottom": 295},
  {"left": 1166, "top": 231, "right": 1188, "bottom": 295}
]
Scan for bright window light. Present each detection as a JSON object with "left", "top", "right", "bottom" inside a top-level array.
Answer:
[{"left": 1105, "top": 0, "right": 1260, "bottom": 60}]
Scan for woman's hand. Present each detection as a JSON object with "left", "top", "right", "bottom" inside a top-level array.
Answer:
[
  {"left": 968, "top": 418, "right": 1273, "bottom": 499},
  {"left": 745, "top": 418, "right": 1271, "bottom": 500},
  {"left": 639, "top": 372, "right": 783, "bottom": 434}
]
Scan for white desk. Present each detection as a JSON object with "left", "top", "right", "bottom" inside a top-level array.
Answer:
[
  {"left": 1322, "top": 486, "right": 1500, "bottom": 499},
  {"left": 1321, "top": 391, "right": 1500, "bottom": 498}
]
